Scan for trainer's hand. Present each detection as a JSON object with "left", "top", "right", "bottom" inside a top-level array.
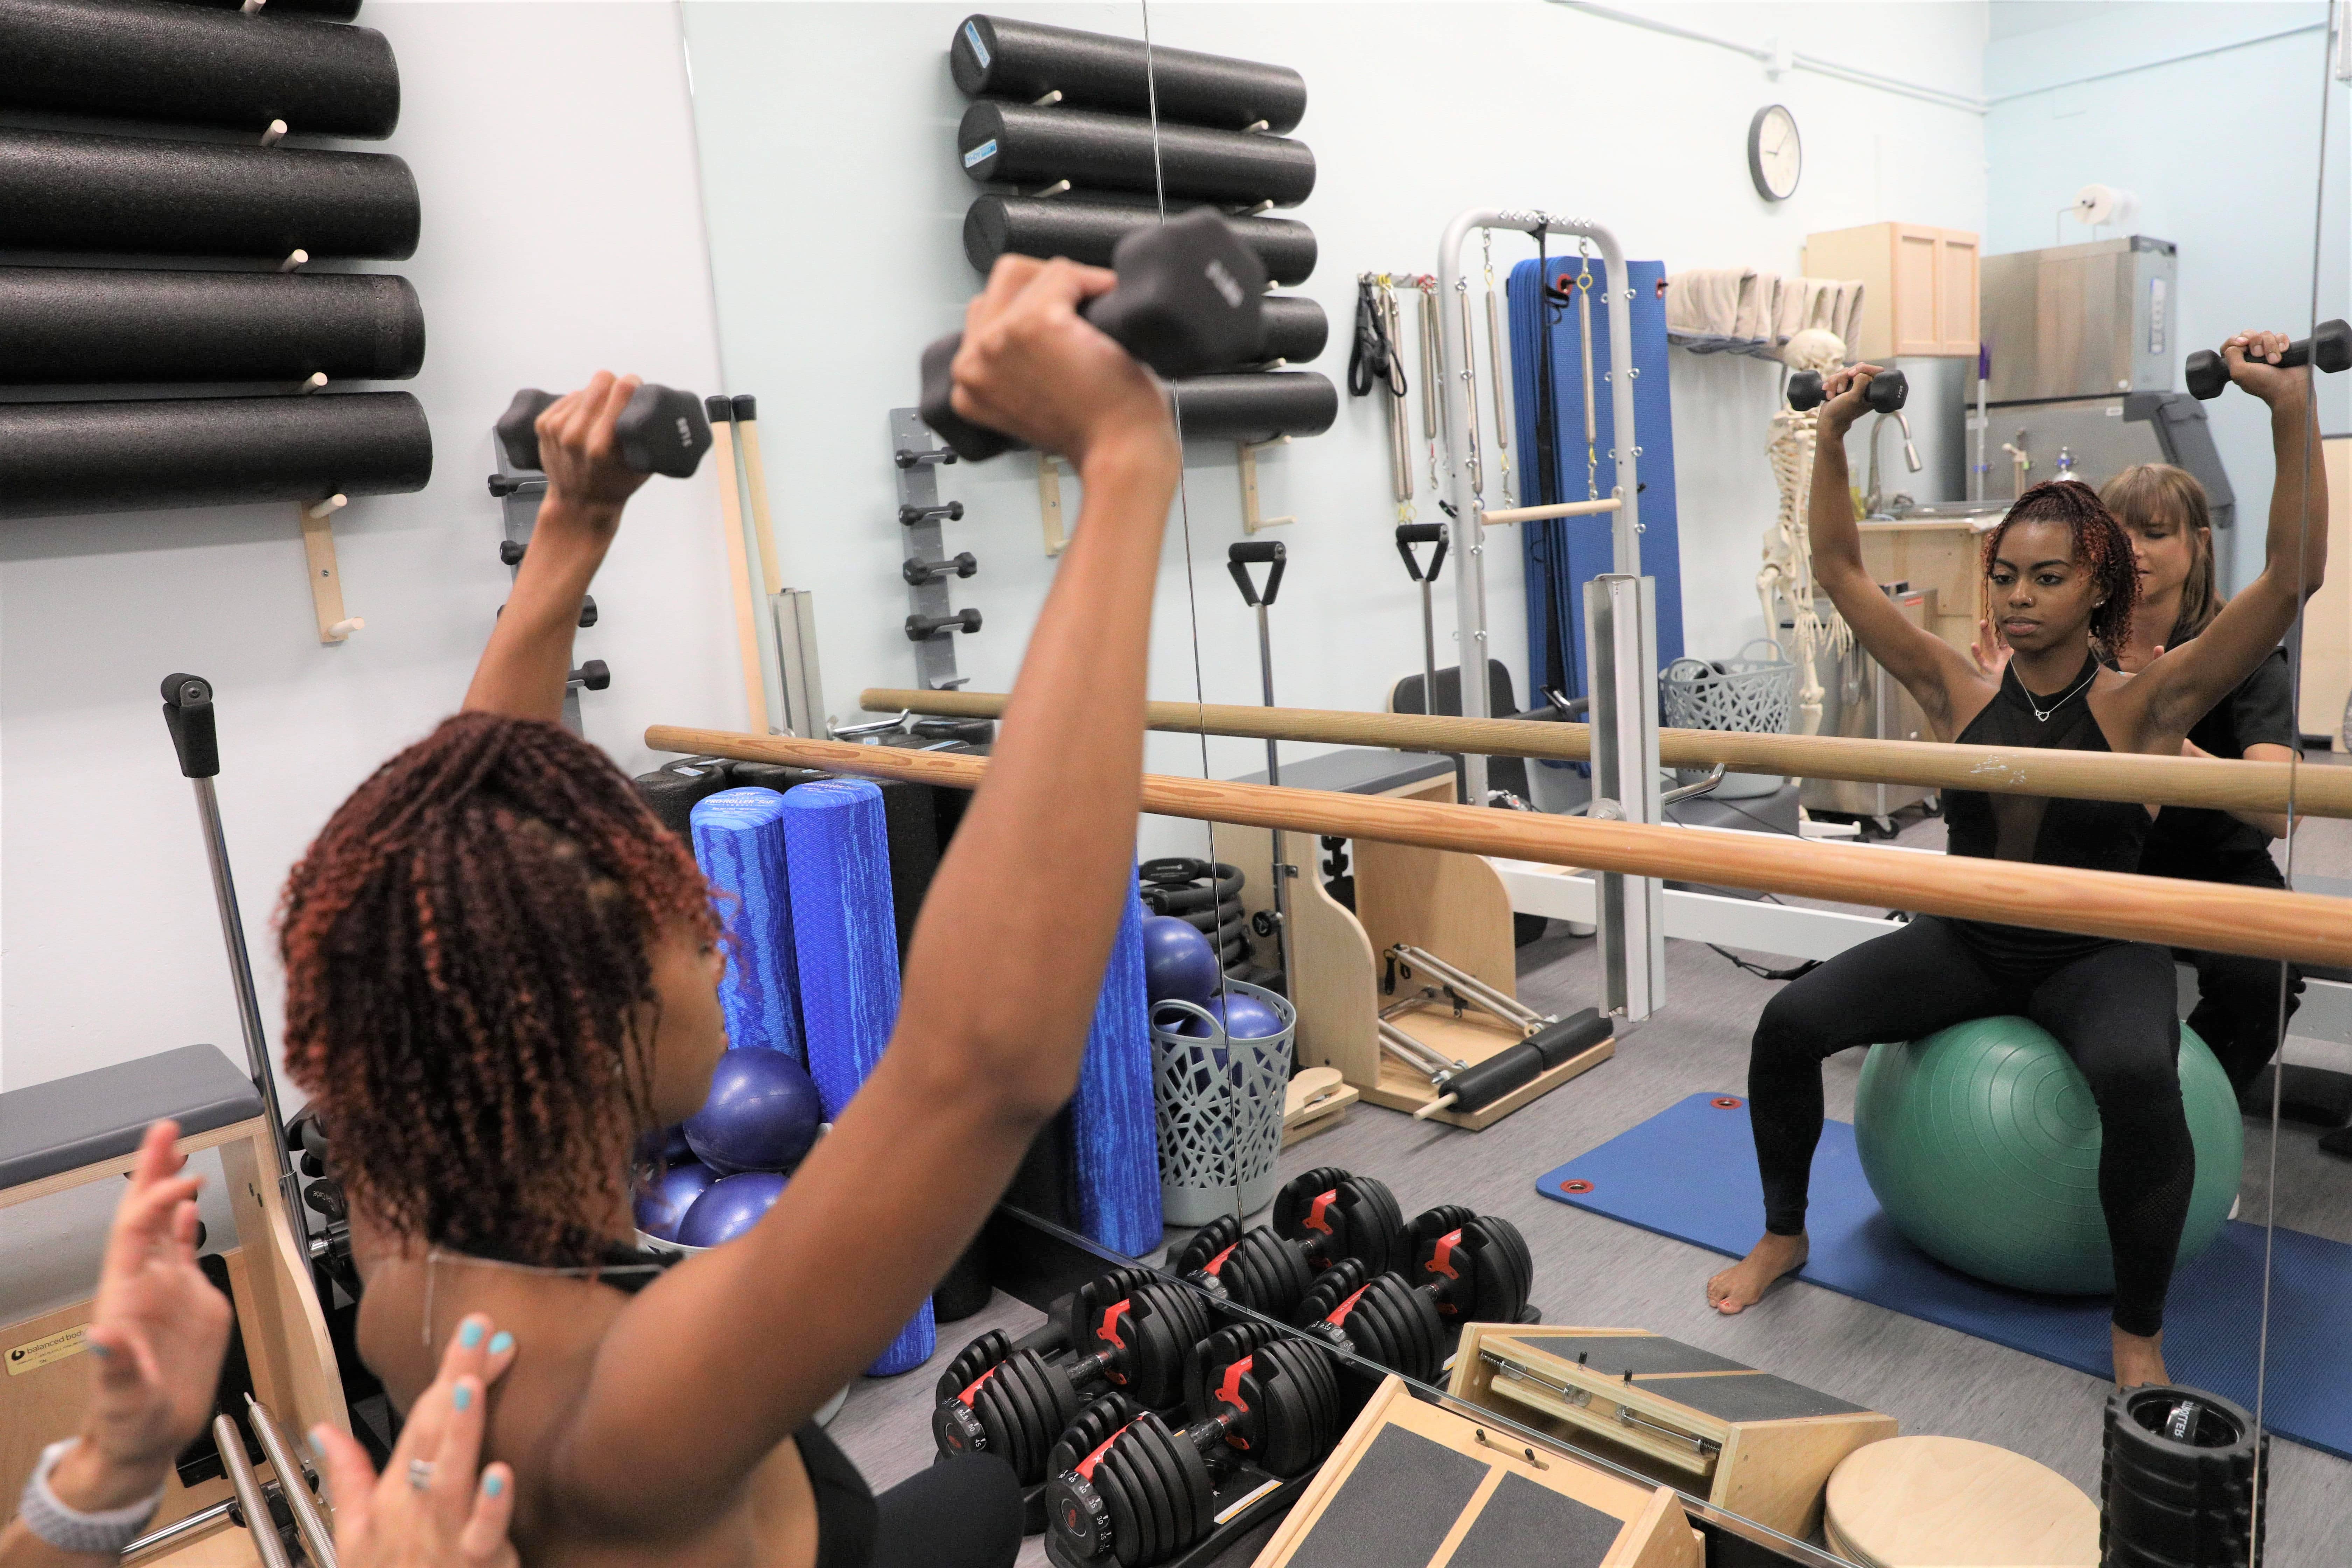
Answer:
[
  {"left": 315, "top": 1315, "right": 521, "bottom": 1568},
  {"left": 2223, "top": 330, "right": 2308, "bottom": 408},
  {"left": 1815, "top": 363, "right": 1885, "bottom": 436},
  {"left": 535, "top": 372, "right": 654, "bottom": 517},
  {"left": 947, "top": 255, "right": 1177, "bottom": 474},
  {"left": 1969, "top": 616, "right": 2012, "bottom": 680}
]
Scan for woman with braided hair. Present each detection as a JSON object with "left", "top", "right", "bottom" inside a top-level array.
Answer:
[
  {"left": 280, "top": 251, "right": 1182, "bottom": 1568},
  {"left": 1707, "top": 334, "right": 2325, "bottom": 1389}
]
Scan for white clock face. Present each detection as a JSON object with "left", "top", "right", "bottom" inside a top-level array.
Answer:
[{"left": 1750, "top": 105, "right": 1800, "bottom": 201}]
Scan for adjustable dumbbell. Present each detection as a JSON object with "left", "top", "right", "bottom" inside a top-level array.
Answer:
[
  {"left": 933, "top": 1268, "right": 1212, "bottom": 1485},
  {"left": 904, "top": 552, "right": 979, "bottom": 586},
  {"left": 907, "top": 608, "right": 982, "bottom": 642},
  {"left": 1172, "top": 1166, "right": 1406, "bottom": 1319},
  {"left": 1047, "top": 1324, "right": 1339, "bottom": 1568},
  {"left": 2185, "top": 318, "right": 2350, "bottom": 400},
  {"left": 1788, "top": 365, "right": 1908, "bottom": 414},
  {"left": 495, "top": 383, "right": 714, "bottom": 478},
  {"left": 1295, "top": 1208, "right": 1534, "bottom": 1384},
  {"left": 919, "top": 206, "right": 1268, "bottom": 462}
]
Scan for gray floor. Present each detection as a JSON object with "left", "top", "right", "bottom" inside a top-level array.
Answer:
[{"left": 829, "top": 806, "right": 2352, "bottom": 1568}]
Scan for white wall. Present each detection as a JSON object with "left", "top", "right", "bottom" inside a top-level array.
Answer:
[
  {"left": 681, "top": 0, "right": 1988, "bottom": 836},
  {"left": 1983, "top": 1, "right": 2347, "bottom": 591},
  {"left": 0, "top": 2, "right": 743, "bottom": 1097}
]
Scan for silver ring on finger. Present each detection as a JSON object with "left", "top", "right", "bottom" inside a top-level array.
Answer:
[{"left": 407, "top": 1459, "right": 435, "bottom": 1492}]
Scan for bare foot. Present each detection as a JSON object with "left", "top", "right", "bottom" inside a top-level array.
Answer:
[
  {"left": 1708, "top": 1233, "right": 1809, "bottom": 1314},
  {"left": 2113, "top": 1326, "right": 2169, "bottom": 1388}
]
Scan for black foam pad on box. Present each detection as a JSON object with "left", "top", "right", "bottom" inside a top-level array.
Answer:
[
  {"left": 0, "top": 0, "right": 400, "bottom": 138},
  {"left": 0, "top": 268, "right": 424, "bottom": 385},
  {"left": 958, "top": 102, "right": 1315, "bottom": 207},
  {"left": 155, "top": 0, "right": 361, "bottom": 18},
  {"left": 0, "top": 392, "right": 430, "bottom": 519},
  {"left": 1167, "top": 371, "right": 1338, "bottom": 443},
  {"left": 964, "top": 194, "right": 1317, "bottom": 286},
  {"left": 632, "top": 756, "right": 737, "bottom": 838},
  {"left": 1286, "top": 1425, "right": 1486, "bottom": 1568},
  {"left": 1508, "top": 1333, "right": 1748, "bottom": 1379},
  {"left": 950, "top": 14, "right": 1306, "bottom": 134},
  {"left": 1444, "top": 1471, "right": 1622, "bottom": 1568},
  {"left": 1651, "top": 1372, "right": 1868, "bottom": 1423},
  {"left": 0, "top": 128, "right": 420, "bottom": 259}
]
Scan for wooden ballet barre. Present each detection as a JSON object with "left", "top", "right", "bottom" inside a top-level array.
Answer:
[
  {"left": 645, "top": 725, "right": 2352, "bottom": 969},
  {"left": 1477, "top": 496, "right": 1623, "bottom": 526},
  {"left": 858, "top": 687, "right": 2352, "bottom": 822}
]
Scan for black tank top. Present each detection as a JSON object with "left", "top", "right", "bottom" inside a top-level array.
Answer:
[{"left": 1940, "top": 651, "right": 2149, "bottom": 972}]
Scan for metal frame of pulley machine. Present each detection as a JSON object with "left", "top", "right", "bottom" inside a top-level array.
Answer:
[{"left": 1436, "top": 209, "right": 1661, "bottom": 1020}]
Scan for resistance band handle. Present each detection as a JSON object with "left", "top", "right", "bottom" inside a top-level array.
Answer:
[
  {"left": 1227, "top": 540, "right": 1286, "bottom": 607},
  {"left": 161, "top": 672, "right": 220, "bottom": 780},
  {"left": 1395, "top": 522, "right": 1448, "bottom": 584}
]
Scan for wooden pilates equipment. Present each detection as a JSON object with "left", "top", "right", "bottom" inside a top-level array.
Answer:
[
  {"left": 857, "top": 686, "right": 2352, "bottom": 822},
  {"left": 643, "top": 727, "right": 2352, "bottom": 969}
]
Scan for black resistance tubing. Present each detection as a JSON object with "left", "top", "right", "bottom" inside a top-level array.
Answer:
[
  {"left": 0, "top": 269, "right": 425, "bottom": 384},
  {"left": 0, "top": 0, "right": 399, "bottom": 138},
  {"left": 1260, "top": 296, "right": 1328, "bottom": 366},
  {"left": 1168, "top": 372, "right": 1338, "bottom": 443},
  {"left": 958, "top": 104, "right": 1314, "bottom": 207},
  {"left": 963, "top": 195, "right": 1317, "bottom": 285},
  {"left": 949, "top": 14, "right": 1306, "bottom": 134},
  {"left": 0, "top": 130, "right": 419, "bottom": 258},
  {"left": 158, "top": 0, "right": 361, "bottom": 15},
  {"left": 0, "top": 393, "right": 432, "bottom": 518}
]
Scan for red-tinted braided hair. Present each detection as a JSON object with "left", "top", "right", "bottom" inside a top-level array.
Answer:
[
  {"left": 278, "top": 712, "right": 716, "bottom": 1266},
  {"left": 1981, "top": 480, "right": 2140, "bottom": 655}
]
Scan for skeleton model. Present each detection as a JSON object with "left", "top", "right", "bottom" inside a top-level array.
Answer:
[{"left": 1760, "top": 327, "right": 1852, "bottom": 735}]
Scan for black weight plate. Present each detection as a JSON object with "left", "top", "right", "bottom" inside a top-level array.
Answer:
[
  {"left": 1176, "top": 1214, "right": 1242, "bottom": 1278},
  {"left": 1003, "top": 1351, "right": 1060, "bottom": 1479},
  {"left": 1350, "top": 1176, "right": 1408, "bottom": 1274},
  {"left": 1094, "top": 1451, "right": 1147, "bottom": 1568},
  {"left": 1166, "top": 1416, "right": 1218, "bottom": 1548},
  {"left": 1347, "top": 1277, "right": 1412, "bottom": 1372},
  {"left": 938, "top": 1328, "right": 1010, "bottom": 1403},
  {"left": 1114, "top": 1428, "right": 1171, "bottom": 1567},
  {"left": 1143, "top": 1413, "right": 1201, "bottom": 1559},
  {"left": 1409, "top": 1205, "right": 1479, "bottom": 1255},
  {"left": 1251, "top": 1342, "right": 1321, "bottom": 1475},
  {"left": 986, "top": 1364, "right": 1037, "bottom": 1482}
]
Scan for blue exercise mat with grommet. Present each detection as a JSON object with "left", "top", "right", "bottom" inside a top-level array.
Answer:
[
  {"left": 689, "top": 786, "right": 804, "bottom": 1062},
  {"left": 782, "top": 777, "right": 934, "bottom": 1376},
  {"left": 1069, "top": 890, "right": 1162, "bottom": 1256}
]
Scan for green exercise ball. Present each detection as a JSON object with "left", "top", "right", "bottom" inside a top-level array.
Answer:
[{"left": 1853, "top": 1017, "right": 2241, "bottom": 1295}]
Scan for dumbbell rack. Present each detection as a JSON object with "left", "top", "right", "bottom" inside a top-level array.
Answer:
[
  {"left": 487, "top": 432, "right": 604, "bottom": 736},
  {"left": 891, "top": 408, "right": 980, "bottom": 691}
]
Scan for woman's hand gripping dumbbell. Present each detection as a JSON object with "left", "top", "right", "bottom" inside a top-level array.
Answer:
[
  {"left": 2184, "top": 322, "right": 2350, "bottom": 400},
  {"left": 495, "top": 377, "right": 713, "bottom": 480},
  {"left": 920, "top": 207, "right": 1269, "bottom": 462},
  {"left": 1788, "top": 362, "right": 1909, "bottom": 418}
]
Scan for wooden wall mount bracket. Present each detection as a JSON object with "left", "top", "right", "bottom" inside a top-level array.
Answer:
[{"left": 298, "top": 495, "right": 362, "bottom": 643}]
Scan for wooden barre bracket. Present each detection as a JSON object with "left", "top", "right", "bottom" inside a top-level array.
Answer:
[
  {"left": 645, "top": 725, "right": 2352, "bottom": 969},
  {"left": 857, "top": 687, "right": 2352, "bottom": 822}
]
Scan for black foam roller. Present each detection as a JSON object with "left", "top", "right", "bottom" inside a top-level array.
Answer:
[
  {"left": 0, "top": 269, "right": 424, "bottom": 384},
  {"left": 160, "top": 0, "right": 360, "bottom": 15},
  {"left": 950, "top": 14, "right": 1306, "bottom": 134},
  {"left": 0, "top": 129, "right": 419, "bottom": 259},
  {"left": 1168, "top": 372, "right": 1337, "bottom": 442},
  {"left": 0, "top": 0, "right": 399, "bottom": 138},
  {"left": 959, "top": 103, "right": 1314, "bottom": 207},
  {"left": 1261, "top": 295, "right": 1328, "bottom": 365},
  {"left": 963, "top": 193, "right": 1316, "bottom": 285},
  {"left": 0, "top": 393, "right": 432, "bottom": 519}
]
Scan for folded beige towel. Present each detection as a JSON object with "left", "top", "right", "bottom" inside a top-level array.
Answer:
[
  {"left": 1664, "top": 267, "right": 1752, "bottom": 337},
  {"left": 1732, "top": 271, "right": 1776, "bottom": 341}
]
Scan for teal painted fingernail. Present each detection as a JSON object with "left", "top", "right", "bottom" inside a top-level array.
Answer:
[
  {"left": 483, "top": 1473, "right": 505, "bottom": 1498},
  {"left": 87, "top": 1341, "right": 111, "bottom": 1358},
  {"left": 488, "top": 1331, "right": 513, "bottom": 1357},
  {"left": 452, "top": 1383, "right": 473, "bottom": 1412},
  {"left": 460, "top": 1321, "right": 485, "bottom": 1349}
]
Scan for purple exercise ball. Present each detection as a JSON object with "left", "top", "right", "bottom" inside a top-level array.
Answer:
[
  {"left": 684, "top": 1048, "right": 824, "bottom": 1175},
  {"left": 1141, "top": 915, "right": 1221, "bottom": 1007},
  {"left": 633, "top": 1158, "right": 718, "bottom": 1242},
  {"left": 678, "top": 1170, "right": 790, "bottom": 1248},
  {"left": 1175, "top": 992, "right": 1284, "bottom": 1041}
]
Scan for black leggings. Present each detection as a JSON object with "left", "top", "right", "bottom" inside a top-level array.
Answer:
[
  {"left": 868, "top": 1453, "right": 1021, "bottom": 1568},
  {"left": 2178, "top": 946, "right": 2304, "bottom": 1098},
  {"left": 1749, "top": 917, "right": 2193, "bottom": 1337}
]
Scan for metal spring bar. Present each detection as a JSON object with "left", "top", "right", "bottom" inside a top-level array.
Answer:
[
  {"left": 1376, "top": 1018, "right": 1464, "bottom": 1080},
  {"left": 1388, "top": 943, "right": 1548, "bottom": 1034},
  {"left": 1483, "top": 231, "right": 1516, "bottom": 507}
]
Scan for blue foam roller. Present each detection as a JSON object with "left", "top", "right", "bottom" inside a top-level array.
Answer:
[
  {"left": 782, "top": 778, "right": 934, "bottom": 1375},
  {"left": 1071, "top": 892, "right": 1163, "bottom": 1256},
  {"left": 690, "top": 788, "right": 803, "bottom": 1060}
]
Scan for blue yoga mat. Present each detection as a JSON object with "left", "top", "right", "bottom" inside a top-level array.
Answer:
[
  {"left": 690, "top": 788, "right": 803, "bottom": 1060},
  {"left": 1069, "top": 892, "right": 1161, "bottom": 1257},
  {"left": 1537, "top": 1093, "right": 2352, "bottom": 1460}
]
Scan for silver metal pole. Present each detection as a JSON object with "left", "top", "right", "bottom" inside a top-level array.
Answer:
[
  {"left": 192, "top": 776, "right": 299, "bottom": 1213},
  {"left": 1390, "top": 943, "right": 1545, "bottom": 1031},
  {"left": 1586, "top": 574, "right": 1664, "bottom": 1020},
  {"left": 244, "top": 1396, "right": 336, "bottom": 1568},
  {"left": 215, "top": 1414, "right": 296, "bottom": 1568}
]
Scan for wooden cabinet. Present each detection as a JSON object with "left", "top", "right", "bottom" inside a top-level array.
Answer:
[
  {"left": 2297, "top": 435, "right": 2352, "bottom": 747},
  {"left": 1803, "top": 222, "right": 1980, "bottom": 359}
]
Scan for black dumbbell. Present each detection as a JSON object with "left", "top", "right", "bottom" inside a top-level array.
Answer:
[
  {"left": 901, "top": 501, "right": 965, "bottom": 527},
  {"left": 904, "top": 552, "right": 979, "bottom": 586},
  {"left": 1788, "top": 365, "right": 1908, "bottom": 414},
  {"left": 567, "top": 660, "right": 610, "bottom": 692},
  {"left": 494, "top": 383, "right": 713, "bottom": 478},
  {"left": 498, "top": 539, "right": 526, "bottom": 567},
  {"left": 1172, "top": 1166, "right": 1406, "bottom": 1320},
  {"left": 1294, "top": 1208, "right": 1534, "bottom": 1384},
  {"left": 933, "top": 1269, "right": 1212, "bottom": 1485},
  {"left": 919, "top": 206, "right": 1269, "bottom": 462},
  {"left": 1047, "top": 1325, "right": 1338, "bottom": 1568},
  {"left": 907, "top": 608, "right": 982, "bottom": 642},
  {"left": 2185, "top": 319, "right": 2351, "bottom": 400}
]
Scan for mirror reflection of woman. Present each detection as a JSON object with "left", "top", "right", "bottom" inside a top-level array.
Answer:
[{"left": 1710, "top": 334, "right": 2324, "bottom": 1390}]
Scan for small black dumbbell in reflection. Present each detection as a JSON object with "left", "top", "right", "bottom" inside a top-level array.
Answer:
[
  {"left": 1295, "top": 1207, "right": 1535, "bottom": 1385},
  {"left": 904, "top": 552, "right": 979, "bottom": 586},
  {"left": 495, "top": 383, "right": 713, "bottom": 477},
  {"left": 908, "top": 608, "right": 982, "bottom": 642},
  {"left": 1046, "top": 1324, "right": 1339, "bottom": 1568},
  {"left": 567, "top": 660, "right": 610, "bottom": 693},
  {"left": 901, "top": 501, "right": 965, "bottom": 527},
  {"left": 2185, "top": 319, "right": 2350, "bottom": 400},
  {"left": 1172, "top": 1166, "right": 1406, "bottom": 1320},
  {"left": 919, "top": 207, "right": 1268, "bottom": 462},
  {"left": 1788, "top": 365, "right": 1909, "bottom": 414}
]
